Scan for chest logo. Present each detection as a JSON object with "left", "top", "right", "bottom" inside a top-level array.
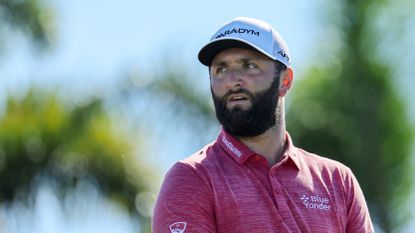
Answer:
[
  {"left": 300, "top": 194, "right": 332, "bottom": 211},
  {"left": 169, "top": 222, "right": 187, "bottom": 233}
]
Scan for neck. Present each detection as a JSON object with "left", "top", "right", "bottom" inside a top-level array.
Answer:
[{"left": 238, "top": 102, "right": 286, "bottom": 165}]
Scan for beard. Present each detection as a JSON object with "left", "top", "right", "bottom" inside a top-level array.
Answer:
[{"left": 211, "top": 77, "right": 280, "bottom": 137}]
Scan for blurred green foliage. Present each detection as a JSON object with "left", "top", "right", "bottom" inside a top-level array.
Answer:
[
  {"left": 121, "top": 64, "right": 218, "bottom": 142},
  {"left": 0, "top": 0, "right": 155, "bottom": 231},
  {"left": 287, "top": 0, "right": 414, "bottom": 232},
  {"left": 0, "top": 89, "right": 152, "bottom": 232},
  {"left": 0, "top": 0, "right": 55, "bottom": 51}
]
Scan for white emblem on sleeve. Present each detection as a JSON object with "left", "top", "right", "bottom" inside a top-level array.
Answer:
[{"left": 169, "top": 222, "right": 187, "bottom": 233}]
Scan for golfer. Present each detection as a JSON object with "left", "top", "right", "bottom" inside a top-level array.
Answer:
[{"left": 153, "top": 17, "right": 374, "bottom": 233}]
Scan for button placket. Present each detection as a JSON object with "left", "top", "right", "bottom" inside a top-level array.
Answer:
[{"left": 269, "top": 170, "right": 283, "bottom": 209}]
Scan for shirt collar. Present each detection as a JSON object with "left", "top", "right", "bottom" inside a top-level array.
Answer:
[
  {"left": 217, "top": 129, "right": 301, "bottom": 170},
  {"left": 217, "top": 129, "right": 256, "bottom": 164},
  {"left": 281, "top": 131, "right": 301, "bottom": 170}
]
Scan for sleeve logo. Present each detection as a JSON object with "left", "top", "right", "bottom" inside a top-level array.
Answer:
[{"left": 169, "top": 222, "right": 187, "bottom": 233}]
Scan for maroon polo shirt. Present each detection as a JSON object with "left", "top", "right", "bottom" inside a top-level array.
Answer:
[{"left": 153, "top": 130, "right": 374, "bottom": 233}]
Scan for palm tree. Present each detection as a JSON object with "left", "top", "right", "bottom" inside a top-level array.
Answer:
[
  {"left": 0, "top": 89, "right": 154, "bottom": 232},
  {"left": 0, "top": 1, "right": 157, "bottom": 231},
  {"left": 0, "top": 0, "right": 54, "bottom": 51}
]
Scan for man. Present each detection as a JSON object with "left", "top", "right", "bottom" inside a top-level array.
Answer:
[{"left": 153, "top": 17, "right": 374, "bottom": 233}]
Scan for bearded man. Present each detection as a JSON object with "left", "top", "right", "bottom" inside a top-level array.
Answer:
[{"left": 153, "top": 17, "right": 374, "bottom": 233}]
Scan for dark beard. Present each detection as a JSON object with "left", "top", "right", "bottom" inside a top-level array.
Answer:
[{"left": 212, "top": 77, "right": 280, "bottom": 137}]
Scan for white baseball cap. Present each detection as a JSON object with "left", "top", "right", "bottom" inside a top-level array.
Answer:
[{"left": 198, "top": 17, "right": 291, "bottom": 67}]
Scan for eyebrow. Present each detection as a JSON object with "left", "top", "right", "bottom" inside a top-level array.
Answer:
[{"left": 211, "top": 57, "right": 260, "bottom": 67}]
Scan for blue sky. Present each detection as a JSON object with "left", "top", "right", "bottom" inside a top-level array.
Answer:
[
  {"left": 1, "top": 0, "right": 321, "bottom": 92},
  {"left": 0, "top": 0, "right": 414, "bottom": 232}
]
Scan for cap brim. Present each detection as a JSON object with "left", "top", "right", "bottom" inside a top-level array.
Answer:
[{"left": 198, "top": 39, "right": 263, "bottom": 66}]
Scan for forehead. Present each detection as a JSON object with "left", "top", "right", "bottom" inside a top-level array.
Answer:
[{"left": 211, "top": 47, "right": 272, "bottom": 65}]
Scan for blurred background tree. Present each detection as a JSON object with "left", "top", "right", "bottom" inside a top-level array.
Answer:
[
  {"left": 119, "top": 61, "right": 217, "bottom": 143},
  {"left": 0, "top": 0, "right": 55, "bottom": 52},
  {"left": 0, "top": 0, "right": 154, "bottom": 232},
  {"left": 0, "top": 89, "right": 154, "bottom": 232},
  {"left": 287, "top": 0, "right": 414, "bottom": 232}
]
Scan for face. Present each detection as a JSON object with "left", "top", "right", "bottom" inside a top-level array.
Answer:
[{"left": 210, "top": 48, "right": 284, "bottom": 137}]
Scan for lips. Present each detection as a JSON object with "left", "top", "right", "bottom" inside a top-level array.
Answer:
[
  {"left": 226, "top": 94, "right": 252, "bottom": 110},
  {"left": 228, "top": 94, "right": 249, "bottom": 102}
]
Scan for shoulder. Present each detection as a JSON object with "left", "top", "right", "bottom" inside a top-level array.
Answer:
[
  {"left": 156, "top": 144, "right": 217, "bottom": 203},
  {"left": 295, "top": 147, "right": 365, "bottom": 204},
  {"left": 175, "top": 142, "right": 223, "bottom": 172},
  {"left": 295, "top": 147, "right": 354, "bottom": 178},
  {"left": 295, "top": 148, "right": 373, "bottom": 231},
  {"left": 153, "top": 146, "right": 218, "bottom": 233},
  {"left": 163, "top": 142, "right": 219, "bottom": 184}
]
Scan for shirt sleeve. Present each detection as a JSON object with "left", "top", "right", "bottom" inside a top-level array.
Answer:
[
  {"left": 152, "top": 162, "right": 216, "bottom": 233},
  {"left": 345, "top": 169, "right": 374, "bottom": 233}
]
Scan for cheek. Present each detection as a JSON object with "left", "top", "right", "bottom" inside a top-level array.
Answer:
[
  {"left": 210, "top": 79, "right": 226, "bottom": 96},
  {"left": 257, "top": 74, "right": 276, "bottom": 91}
]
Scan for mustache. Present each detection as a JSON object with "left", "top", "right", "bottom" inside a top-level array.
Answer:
[{"left": 222, "top": 89, "right": 255, "bottom": 102}]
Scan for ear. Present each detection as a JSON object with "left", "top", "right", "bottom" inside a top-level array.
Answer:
[{"left": 279, "top": 68, "right": 294, "bottom": 97}]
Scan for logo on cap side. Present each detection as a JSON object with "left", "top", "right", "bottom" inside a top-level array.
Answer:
[
  {"left": 277, "top": 50, "right": 290, "bottom": 62},
  {"left": 215, "top": 28, "right": 260, "bottom": 39}
]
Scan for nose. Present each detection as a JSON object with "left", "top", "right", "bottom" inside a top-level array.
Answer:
[{"left": 225, "top": 69, "right": 245, "bottom": 89}]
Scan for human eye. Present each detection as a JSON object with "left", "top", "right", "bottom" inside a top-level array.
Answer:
[
  {"left": 212, "top": 66, "right": 228, "bottom": 76},
  {"left": 243, "top": 62, "right": 261, "bottom": 74},
  {"left": 217, "top": 67, "right": 227, "bottom": 73},
  {"left": 242, "top": 61, "right": 259, "bottom": 69}
]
